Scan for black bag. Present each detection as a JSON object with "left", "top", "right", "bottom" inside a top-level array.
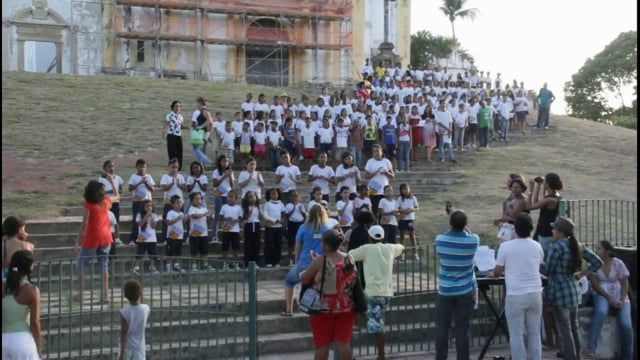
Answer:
[
  {"left": 298, "top": 256, "right": 328, "bottom": 315},
  {"left": 345, "top": 255, "right": 368, "bottom": 313}
]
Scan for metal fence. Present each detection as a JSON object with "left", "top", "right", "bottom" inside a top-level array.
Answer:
[
  {"left": 32, "top": 256, "right": 257, "bottom": 360},
  {"left": 563, "top": 199, "right": 637, "bottom": 247}
]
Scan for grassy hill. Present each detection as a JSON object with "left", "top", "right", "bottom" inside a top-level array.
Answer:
[{"left": 2, "top": 72, "right": 637, "bottom": 245}]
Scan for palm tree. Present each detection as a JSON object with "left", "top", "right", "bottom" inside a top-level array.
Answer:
[{"left": 439, "top": 0, "right": 479, "bottom": 42}]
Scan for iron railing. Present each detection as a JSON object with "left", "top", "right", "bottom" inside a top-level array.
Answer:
[
  {"left": 32, "top": 256, "right": 257, "bottom": 359},
  {"left": 562, "top": 199, "right": 637, "bottom": 247}
]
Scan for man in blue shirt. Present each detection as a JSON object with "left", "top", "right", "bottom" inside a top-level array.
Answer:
[
  {"left": 536, "top": 83, "right": 556, "bottom": 130},
  {"left": 435, "top": 210, "right": 480, "bottom": 360}
]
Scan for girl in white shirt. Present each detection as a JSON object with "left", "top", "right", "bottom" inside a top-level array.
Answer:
[
  {"left": 132, "top": 200, "right": 160, "bottom": 275},
  {"left": 262, "top": 188, "right": 285, "bottom": 267},
  {"left": 334, "top": 152, "right": 361, "bottom": 203},
  {"left": 378, "top": 185, "right": 399, "bottom": 244},
  {"left": 218, "top": 191, "right": 243, "bottom": 269},
  {"left": 159, "top": 159, "right": 187, "bottom": 245},
  {"left": 241, "top": 191, "right": 262, "bottom": 267},
  {"left": 211, "top": 155, "right": 235, "bottom": 244},
  {"left": 186, "top": 161, "right": 208, "bottom": 210},
  {"left": 397, "top": 183, "right": 420, "bottom": 260},
  {"left": 283, "top": 190, "right": 307, "bottom": 266},
  {"left": 307, "top": 152, "right": 336, "bottom": 203},
  {"left": 336, "top": 186, "right": 355, "bottom": 234},
  {"left": 187, "top": 192, "right": 213, "bottom": 272},
  {"left": 238, "top": 158, "right": 265, "bottom": 200},
  {"left": 252, "top": 122, "right": 267, "bottom": 160}
]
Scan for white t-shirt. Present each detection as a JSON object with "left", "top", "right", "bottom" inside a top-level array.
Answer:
[
  {"left": 186, "top": 175, "right": 208, "bottom": 200},
  {"left": 335, "top": 165, "right": 360, "bottom": 194},
  {"left": 253, "top": 131, "right": 266, "bottom": 145},
  {"left": 364, "top": 158, "right": 393, "bottom": 195},
  {"left": 244, "top": 205, "right": 260, "bottom": 223},
  {"left": 128, "top": 174, "right": 155, "bottom": 201},
  {"left": 135, "top": 213, "right": 159, "bottom": 243},
  {"left": 336, "top": 199, "right": 354, "bottom": 227},
  {"left": 267, "top": 129, "right": 283, "bottom": 147},
  {"left": 284, "top": 202, "right": 306, "bottom": 222},
  {"left": 353, "top": 196, "right": 372, "bottom": 213},
  {"left": 316, "top": 127, "right": 334, "bottom": 144},
  {"left": 120, "top": 304, "right": 150, "bottom": 354},
  {"left": 378, "top": 198, "right": 398, "bottom": 226},
  {"left": 238, "top": 170, "right": 264, "bottom": 199},
  {"left": 108, "top": 211, "right": 117, "bottom": 233},
  {"left": 335, "top": 126, "right": 349, "bottom": 148},
  {"left": 454, "top": 111, "right": 467, "bottom": 128},
  {"left": 219, "top": 204, "right": 243, "bottom": 233},
  {"left": 221, "top": 130, "right": 235, "bottom": 150},
  {"left": 275, "top": 165, "right": 301, "bottom": 192},
  {"left": 263, "top": 200, "right": 285, "bottom": 228},
  {"left": 300, "top": 126, "right": 317, "bottom": 149},
  {"left": 434, "top": 109, "right": 452, "bottom": 144},
  {"left": 309, "top": 164, "right": 335, "bottom": 195},
  {"left": 495, "top": 237, "right": 544, "bottom": 296},
  {"left": 211, "top": 169, "right": 234, "bottom": 197},
  {"left": 166, "top": 209, "right": 185, "bottom": 240},
  {"left": 241, "top": 102, "right": 254, "bottom": 114},
  {"left": 397, "top": 196, "right": 419, "bottom": 221},
  {"left": 160, "top": 174, "right": 185, "bottom": 201},
  {"left": 188, "top": 206, "right": 209, "bottom": 237},
  {"left": 98, "top": 174, "right": 123, "bottom": 201}
]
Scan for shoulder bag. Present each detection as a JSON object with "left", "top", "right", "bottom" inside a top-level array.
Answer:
[
  {"left": 298, "top": 255, "right": 328, "bottom": 315},
  {"left": 344, "top": 255, "right": 368, "bottom": 313}
]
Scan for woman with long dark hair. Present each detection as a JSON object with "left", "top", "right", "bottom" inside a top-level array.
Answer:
[
  {"left": 2, "top": 250, "right": 41, "bottom": 359},
  {"left": 542, "top": 216, "right": 603, "bottom": 360}
]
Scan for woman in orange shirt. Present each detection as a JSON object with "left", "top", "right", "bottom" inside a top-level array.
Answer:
[{"left": 74, "top": 180, "right": 119, "bottom": 303}]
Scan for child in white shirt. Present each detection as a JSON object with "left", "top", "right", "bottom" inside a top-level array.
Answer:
[
  {"left": 219, "top": 191, "right": 243, "bottom": 269},
  {"left": 378, "top": 185, "right": 399, "bottom": 244},
  {"left": 284, "top": 190, "right": 306, "bottom": 266},
  {"left": 120, "top": 279, "right": 150, "bottom": 360},
  {"left": 336, "top": 186, "right": 355, "bottom": 233},
  {"left": 262, "top": 188, "right": 285, "bottom": 267},
  {"left": 165, "top": 195, "right": 186, "bottom": 272}
]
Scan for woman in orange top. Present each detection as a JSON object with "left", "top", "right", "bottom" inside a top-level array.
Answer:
[{"left": 74, "top": 179, "right": 119, "bottom": 303}]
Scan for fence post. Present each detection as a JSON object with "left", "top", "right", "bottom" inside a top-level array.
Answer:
[
  {"left": 558, "top": 199, "right": 567, "bottom": 217},
  {"left": 248, "top": 261, "right": 258, "bottom": 360}
]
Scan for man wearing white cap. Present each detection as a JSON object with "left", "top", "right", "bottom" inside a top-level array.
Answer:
[{"left": 349, "top": 225, "right": 404, "bottom": 360}]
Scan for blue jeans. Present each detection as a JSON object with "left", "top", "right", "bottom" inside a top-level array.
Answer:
[
  {"left": 505, "top": 293, "right": 543, "bottom": 360},
  {"left": 453, "top": 127, "right": 465, "bottom": 149},
  {"left": 588, "top": 294, "right": 634, "bottom": 359},
  {"left": 537, "top": 106, "right": 550, "bottom": 128},
  {"left": 211, "top": 195, "right": 227, "bottom": 239},
  {"left": 553, "top": 307, "right": 581, "bottom": 360},
  {"left": 350, "top": 145, "right": 362, "bottom": 168},
  {"left": 435, "top": 291, "right": 474, "bottom": 360},
  {"left": 191, "top": 143, "right": 211, "bottom": 165},
  {"left": 500, "top": 115, "right": 509, "bottom": 141},
  {"left": 438, "top": 142, "right": 455, "bottom": 161},
  {"left": 398, "top": 141, "right": 410, "bottom": 171},
  {"left": 478, "top": 127, "right": 489, "bottom": 147},
  {"left": 538, "top": 235, "right": 553, "bottom": 254}
]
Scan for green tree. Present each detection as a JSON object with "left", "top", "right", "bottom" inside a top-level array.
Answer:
[
  {"left": 410, "top": 30, "right": 457, "bottom": 67},
  {"left": 565, "top": 31, "right": 637, "bottom": 120},
  {"left": 439, "top": 0, "right": 479, "bottom": 42}
]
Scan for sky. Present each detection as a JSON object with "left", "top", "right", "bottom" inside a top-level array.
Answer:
[{"left": 410, "top": 0, "right": 637, "bottom": 115}]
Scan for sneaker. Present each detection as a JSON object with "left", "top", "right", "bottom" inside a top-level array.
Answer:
[
  {"left": 165, "top": 263, "right": 172, "bottom": 273},
  {"left": 191, "top": 264, "right": 199, "bottom": 272},
  {"left": 114, "top": 239, "right": 124, "bottom": 246},
  {"left": 234, "top": 263, "right": 241, "bottom": 270},
  {"left": 451, "top": 159, "right": 458, "bottom": 163},
  {"left": 173, "top": 263, "right": 183, "bottom": 272},
  {"left": 414, "top": 253, "right": 420, "bottom": 261},
  {"left": 266, "top": 264, "right": 273, "bottom": 268},
  {"left": 209, "top": 237, "right": 219, "bottom": 245},
  {"left": 202, "top": 263, "right": 214, "bottom": 272},
  {"left": 275, "top": 264, "right": 281, "bottom": 268},
  {"left": 222, "top": 263, "right": 229, "bottom": 271},
  {"left": 132, "top": 266, "right": 140, "bottom": 275},
  {"left": 544, "top": 126, "right": 549, "bottom": 130},
  {"left": 149, "top": 265, "right": 159, "bottom": 274},
  {"left": 288, "top": 259, "right": 294, "bottom": 267},
  {"left": 128, "top": 241, "right": 137, "bottom": 247},
  {"left": 440, "top": 158, "right": 445, "bottom": 163}
]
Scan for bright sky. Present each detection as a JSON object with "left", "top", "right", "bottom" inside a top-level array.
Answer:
[{"left": 410, "top": 0, "right": 637, "bottom": 115}]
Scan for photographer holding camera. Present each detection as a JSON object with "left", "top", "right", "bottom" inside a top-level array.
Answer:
[{"left": 527, "top": 173, "right": 564, "bottom": 253}]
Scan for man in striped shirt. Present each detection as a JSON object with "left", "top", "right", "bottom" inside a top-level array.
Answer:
[{"left": 435, "top": 210, "right": 479, "bottom": 360}]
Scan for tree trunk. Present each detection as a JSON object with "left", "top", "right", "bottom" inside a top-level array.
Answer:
[{"left": 450, "top": 20, "right": 456, "bottom": 42}]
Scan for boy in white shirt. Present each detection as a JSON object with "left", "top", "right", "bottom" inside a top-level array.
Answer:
[
  {"left": 299, "top": 117, "right": 318, "bottom": 171},
  {"left": 119, "top": 279, "right": 150, "bottom": 360},
  {"left": 316, "top": 118, "right": 335, "bottom": 159},
  {"left": 307, "top": 152, "right": 335, "bottom": 203},
  {"left": 266, "top": 121, "right": 284, "bottom": 171},
  {"left": 453, "top": 103, "right": 468, "bottom": 152},
  {"left": 274, "top": 151, "right": 302, "bottom": 205},
  {"left": 165, "top": 195, "right": 185, "bottom": 272},
  {"left": 218, "top": 191, "right": 243, "bottom": 270},
  {"left": 334, "top": 118, "right": 350, "bottom": 163},
  {"left": 221, "top": 121, "right": 236, "bottom": 164},
  {"left": 378, "top": 185, "right": 399, "bottom": 244}
]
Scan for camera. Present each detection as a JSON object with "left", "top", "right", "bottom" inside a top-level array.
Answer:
[{"left": 534, "top": 176, "right": 544, "bottom": 184}]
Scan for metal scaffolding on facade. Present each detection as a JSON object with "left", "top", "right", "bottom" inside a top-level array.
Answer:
[{"left": 109, "top": 0, "right": 355, "bottom": 85}]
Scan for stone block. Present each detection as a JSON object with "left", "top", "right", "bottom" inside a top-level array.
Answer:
[{"left": 578, "top": 307, "right": 621, "bottom": 359}]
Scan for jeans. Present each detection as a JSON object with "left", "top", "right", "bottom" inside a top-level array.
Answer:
[
  {"left": 537, "top": 106, "right": 550, "bottom": 128},
  {"left": 537, "top": 235, "right": 553, "bottom": 254},
  {"left": 397, "top": 141, "right": 410, "bottom": 171},
  {"left": 435, "top": 291, "right": 474, "bottom": 360},
  {"left": 438, "top": 142, "right": 455, "bottom": 161},
  {"left": 350, "top": 145, "right": 362, "bottom": 168},
  {"left": 505, "top": 293, "right": 543, "bottom": 360},
  {"left": 453, "top": 127, "right": 465, "bottom": 149},
  {"left": 268, "top": 147, "right": 280, "bottom": 171},
  {"left": 211, "top": 195, "right": 227, "bottom": 239},
  {"left": 478, "top": 127, "right": 489, "bottom": 147},
  {"left": 500, "top": 116, "right": 509, "bottom": 141},
  {"left": 553, "top": 307, "right": 580, "bottom": 360},
  {"left": 191, "top": 143, "right": 211, "bottom": 166},
  {"left": 588, "top": 294, "right": 634, "bottom": 359}
]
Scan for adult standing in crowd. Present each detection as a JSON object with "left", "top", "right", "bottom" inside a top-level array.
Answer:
[
  {"left": 364, "top": 144, "right": 394, "bottom": 221},
  {"left": 75, "top": 179, "right": 119, "bottom": 303},
  {"left": 494, "top": 176, "right": 528, "bottom": 243},
  {"left": 349, "top": 225, "right": 404, "bottom": 360},
  {"left": 434, "top": 210, "right": 479, "bottom": 360},
  {"left": 536, "top": 83, "right": 556, "bottom": 130},
  {"left": 163, "top": 100, "right": 185, "bottom": 171},
  {"left": 494, "top": 214, "right": 544, "bottom": 360},
  {"left": 282, "top": 205, "right": 331, "bottom": 316},
  {"left": 528, "top": 173, "right": 563, "bottom": 253},
  {"left": 541, "top": 216, "right": 603, "bottom": 360},
  {"left": 2, "top": 250, "right": 41, "bottom": 359},
  {"left": 585, "top": 240, "right": 634, "bottom": 359},
  {"left": 191, "top": 97, "right": 213, "bottom": 166},
  {"left": 301, "top": 229, "right": 358, "bottom": 360}
]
